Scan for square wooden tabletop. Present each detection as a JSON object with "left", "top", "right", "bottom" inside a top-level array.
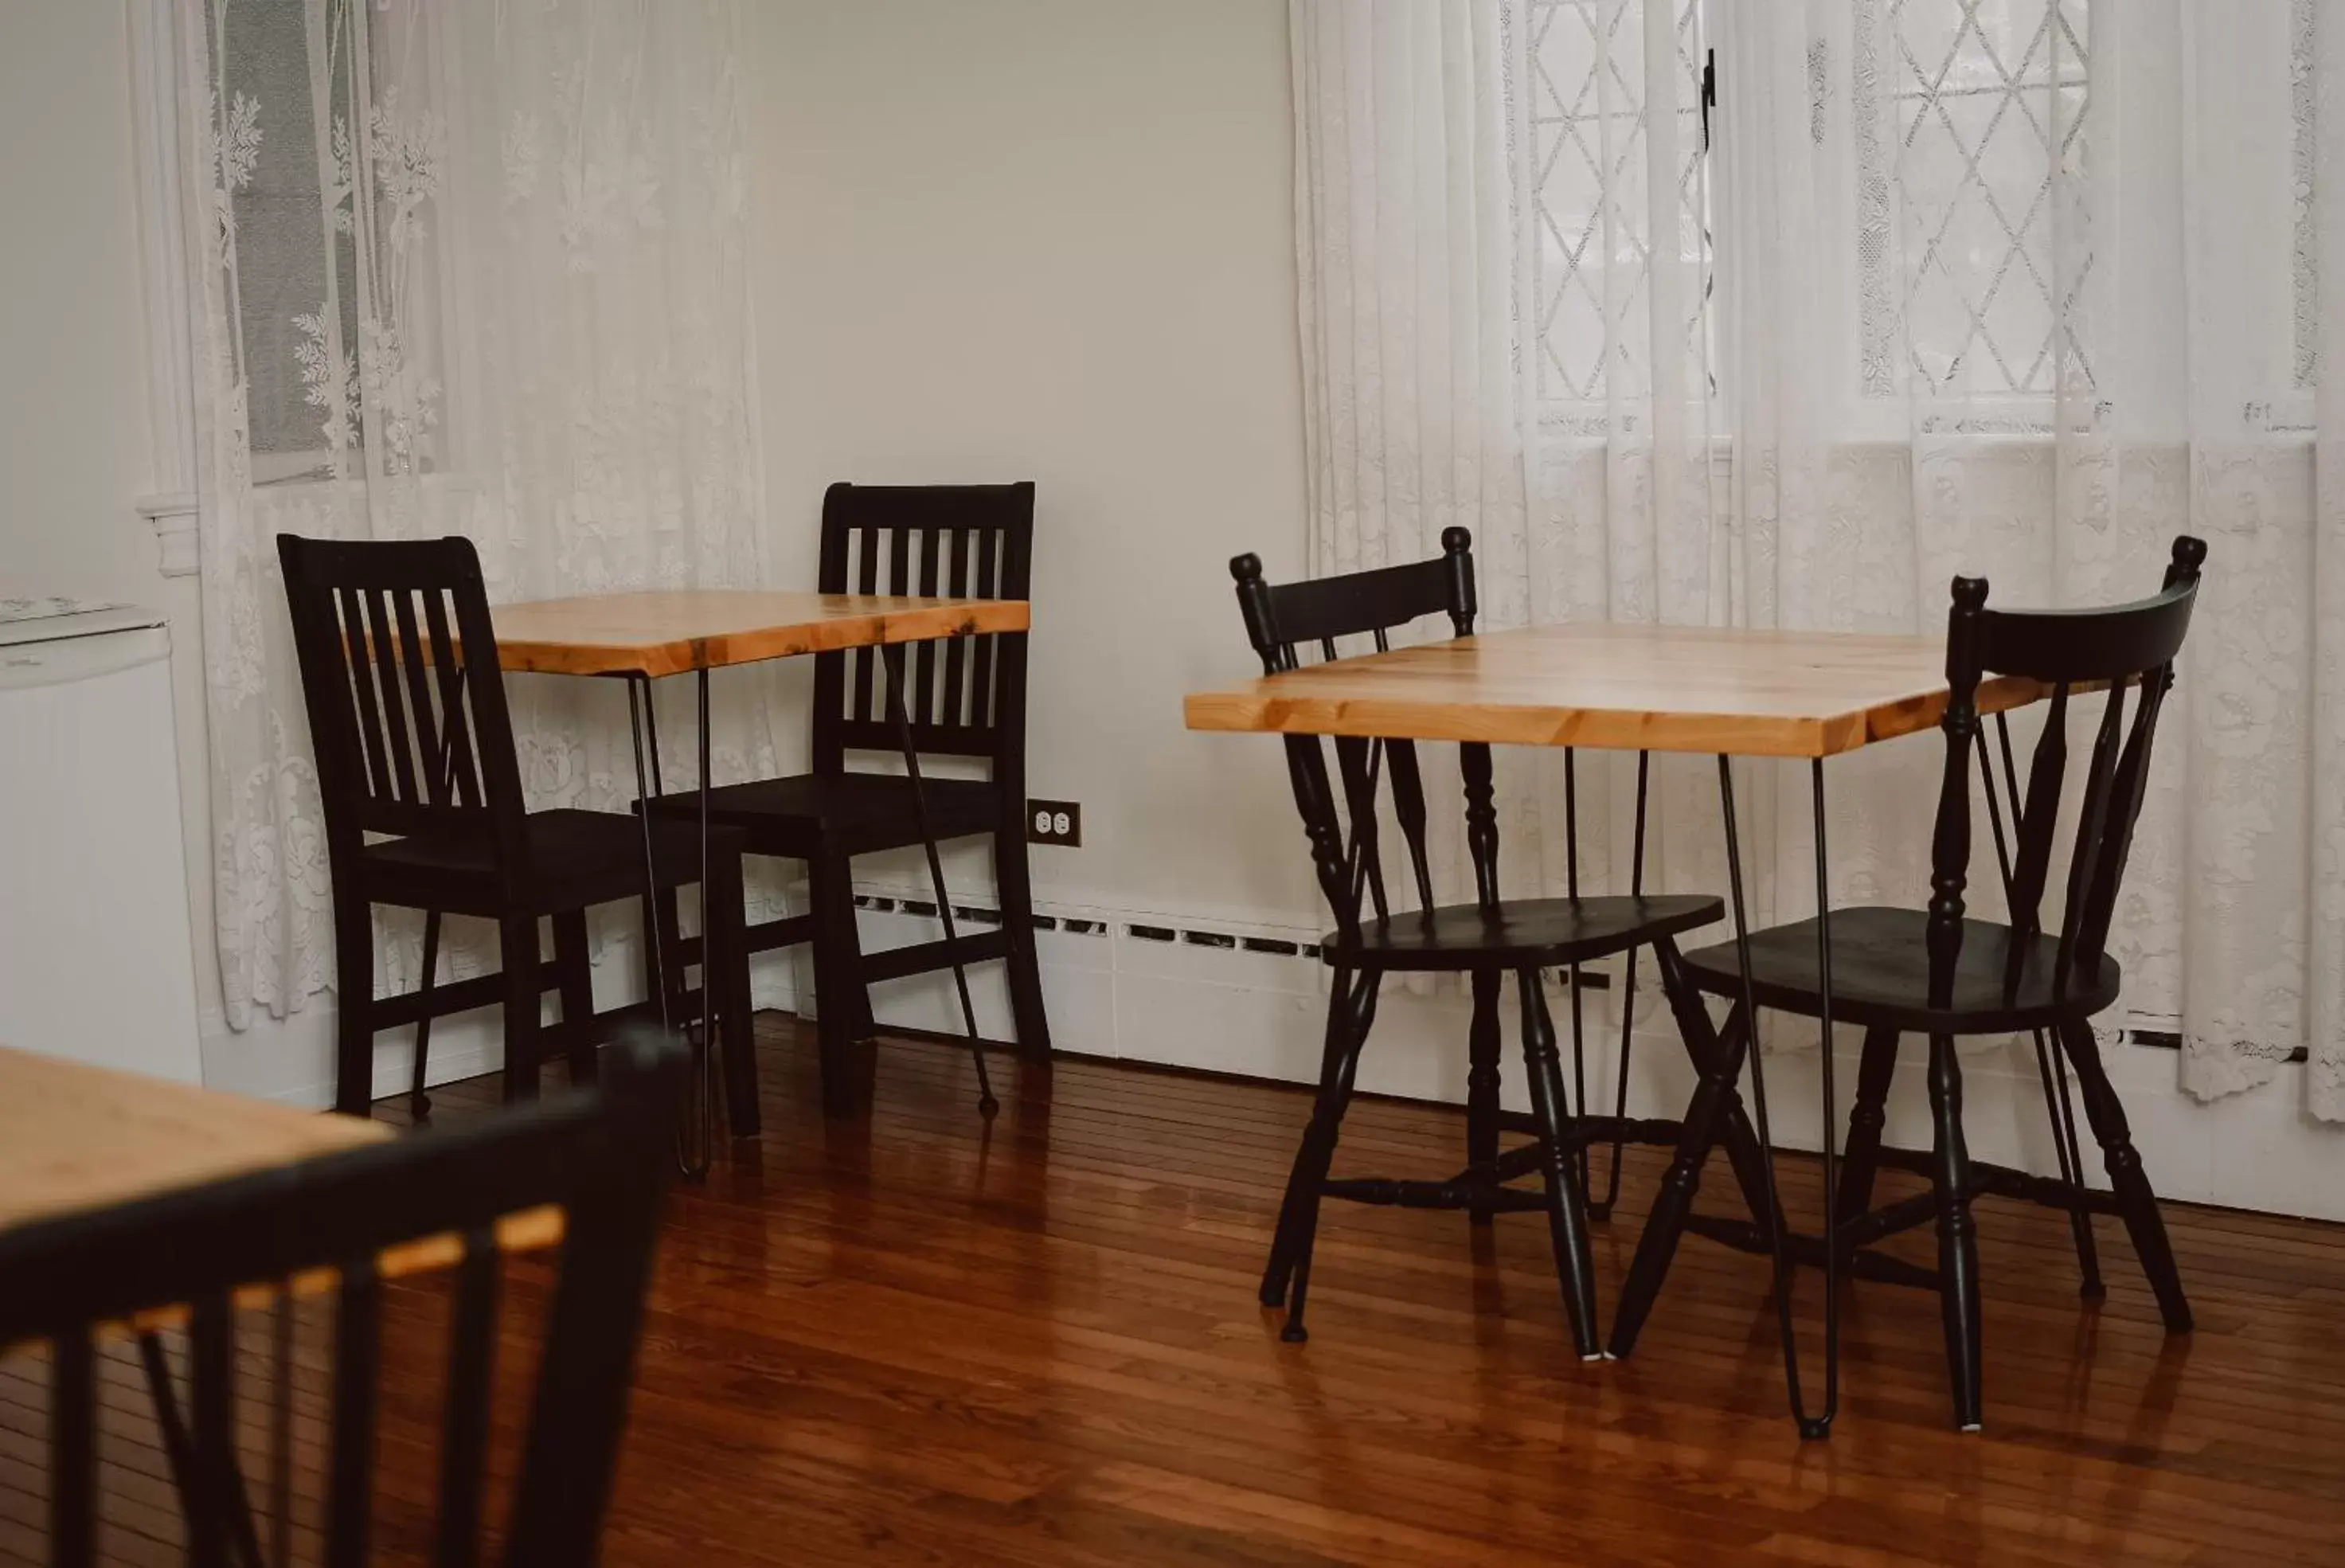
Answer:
[
  {"left": 490, "top": 590, "right": 1030, "bottom": 678},
  {"left": 1183, "top": 622, "right": 2054, "bottom": 758}
]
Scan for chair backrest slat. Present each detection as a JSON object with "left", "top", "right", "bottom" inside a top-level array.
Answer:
[
  {"left": 1333, "top": 736, "right": 1390, "bottom": 925},
  {"left": 812, "top": 483, "right": 1036, "bottom": 772},
  {"left": 942, "top": 525, "right": 972, "bottom": 728},
  {"left": 1931, "top": 536, "right": 2206, "bottom": 1003},
  {"left": 913, "top": 524, "right": 942, "bottom": 727},
  {"left": 1227, "top": 529, "right": 1479, "bottom": 939},
  {"left": 326, "top": 1259, "right": 381, "bottom": 1568},
  {"left": 49, "top": 1331, "right": 96, "bottom": 1568},
  {"left": 2, "top": 1037, "right": 685, "bottom": 1568},
  {"left": 1384, "top": 739, "right": 1438, "bottom": 913},
  {"left": 279, "top": 535, "right": 531, "bottom": 885},
  {"left": 432, "top": 1228, "right": 500, "bottom": 1568}
]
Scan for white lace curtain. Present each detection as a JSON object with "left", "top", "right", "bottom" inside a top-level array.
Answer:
[
  {"left": 1292, "top": 0, "right": 2345, "bottom": 1120},
  {"left": 175, "top": 0, "right": 773, "bottom": 1033}
]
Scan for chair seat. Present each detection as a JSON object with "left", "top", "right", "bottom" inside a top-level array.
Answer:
[
  {"left": 641, "top": 772, "right": 1004, "bottom": 857},
  {"left": 362, "top": 807, "right": 746, "bottom": 917},
  {"left": 1677, "top": 906, "right": 2120, "bottom": 1033},
  {"left": 1324, "top": 893, "right": 1722, "bottom": 972}
]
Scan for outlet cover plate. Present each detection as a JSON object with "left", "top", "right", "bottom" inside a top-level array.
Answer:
[{"left": 1027, "top": 799, "right": 1081, "bottom": 847}]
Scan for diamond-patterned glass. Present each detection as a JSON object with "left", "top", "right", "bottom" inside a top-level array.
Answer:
[
  {"left": 1527, "top": 0, "right": 1710, "bottom": 410},
  {"left": 1855, "top": 0, "right": 2090, "bottom": 401}
]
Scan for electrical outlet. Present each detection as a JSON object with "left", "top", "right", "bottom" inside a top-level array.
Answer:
[{"left": 1027, "top": 798, "right": 1081, "bottom": 847}]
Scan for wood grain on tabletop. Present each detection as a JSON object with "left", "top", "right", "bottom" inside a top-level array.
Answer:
[
  {"left": 1184, "top": 622, "right": 2059, "bottom": 757},
  {"left": 488, "top": 589, "right": 1030, "bottom": 678}
]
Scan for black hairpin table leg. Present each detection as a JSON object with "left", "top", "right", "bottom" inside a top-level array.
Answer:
[
  {"left": 881, "top": 641, "right": 999, "bottom": 1114},
  {"left": 1716, "top": 755, "right": 1840, "bottom": 1439},
  {"left": 627, "top": 672, "right": 710, "bottom": 1180}
]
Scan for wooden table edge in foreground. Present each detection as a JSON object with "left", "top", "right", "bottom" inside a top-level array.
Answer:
[
  {"left": 489, "top": 590, "right": 1031, "bottom": 678},
  {"left": 0, "top": 1046, "right": 564, "bottom": 1351}
]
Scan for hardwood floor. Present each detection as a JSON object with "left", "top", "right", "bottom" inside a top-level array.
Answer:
[
  {"left": 504, "top": 1015, "right": 2345, "bottom": 1566},
  {"left": 8, "top": 1012, "right": 2345, "bottom": 1563}
]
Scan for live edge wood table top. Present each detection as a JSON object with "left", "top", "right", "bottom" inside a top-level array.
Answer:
[
  {"left": 489, "top": 588, "right": 1030, "bottom": 678},
  {"left": 1183, "top": 621, "right": 2054, "bottom": 758}
]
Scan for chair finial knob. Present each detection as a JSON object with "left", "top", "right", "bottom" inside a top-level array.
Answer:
[{"left": 1229, "top": 553, "right": 1264, "bottom": 585}]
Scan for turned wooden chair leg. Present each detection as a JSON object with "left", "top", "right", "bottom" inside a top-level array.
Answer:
[
  {"left": 1266, "top": 971, "right": 1376, "bottom": 1342},
  {"left": 1836, "top": 1026, "right": 1901, "bottom": 1221},
  {"left": 1518, "top": 969, "right": 1600, "bottom": 1359},
  {"left": 1927, "top": 1033, "right": 1984, "bottom": 1430},
  {"left": 2059, "top": 1019, "right": 2191, "bottom": 1332},
  {"left": 1464, "top": 969, "right": 1503, "bottom": 1226}
]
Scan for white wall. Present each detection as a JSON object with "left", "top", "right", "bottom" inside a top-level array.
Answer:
[
  {"left": 0, "top": 0, "right": 219, "bottom": 1074},
  {"left": 0, "top": 5, "right": 158, "bottom": 601},
  {"left": 747, "top": 0, "right": 1317, "bottom": 929}
]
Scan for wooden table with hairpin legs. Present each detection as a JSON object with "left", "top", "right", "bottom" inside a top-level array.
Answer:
[
  {"left": 1186, "top": 620, "right": 2060, "bottom": 1438},
  {"left": 487, "top": 590, "right": 1030, "bottom": 1173}
]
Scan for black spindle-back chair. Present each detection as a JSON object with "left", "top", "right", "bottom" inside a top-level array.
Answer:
[
  {"left": 5, "top": 1034, "right": 684, "bottom": 1567},
  {"left": 1659, "top": 535, "right": 2208, "bottom": 1429},
  {"left": 1231, "top": 530, "right": 1725, "bottom": 1355},
  {"left": 279, "top": 534, "right": 754, "bottom": 1120},
  {"left": 643, "top": 482, "right": 1049, "bottom": 1116}
]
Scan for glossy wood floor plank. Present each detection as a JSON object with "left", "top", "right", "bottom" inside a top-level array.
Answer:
[{"left": 7, "top": 1014, "right": 2343, "bottom": 1563}]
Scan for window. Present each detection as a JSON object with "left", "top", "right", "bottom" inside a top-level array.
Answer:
[
  {"left": 1520, "top": 0, "right": 2318, "bottom": 434},
  {"left": 201, "top": 0, "right": 444, "bottom": 483},
  {"left": 1853, "top": 0, "right": 2089, "bottom": 405},
  {"left": 1525, "top": 0, "right": 1712, "bottom": 429}
]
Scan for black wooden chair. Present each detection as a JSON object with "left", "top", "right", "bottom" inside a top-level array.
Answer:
[
  {"left": 2, "top": 1031, "right": 683, "bottom": 1568},
  {"left": 642, "top": 482, "right": 1050, "bottom": 1115},
  {"left": 1230, "top": 530, "right": 1726, "bottom": 1356},
  {"left": 278, "top": 534, "right": 755, "bottom": 1121},
  {"left": 1626, "top": 536, "right": 2208, "bottom": 1429}
]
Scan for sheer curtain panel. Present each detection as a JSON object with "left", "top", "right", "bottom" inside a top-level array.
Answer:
[
  {"left": 1292, "top": 0, "right": 2345, "bottom": 1120},
  {"left": 171, "top": 0, "right": 769, "bottom": 1034}
]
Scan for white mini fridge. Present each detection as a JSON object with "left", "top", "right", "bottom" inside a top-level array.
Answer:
[{"left": 0, "top": 600, "right": 205, "bottom": 1082}]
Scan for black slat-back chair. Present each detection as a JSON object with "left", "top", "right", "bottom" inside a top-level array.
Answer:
[
  {"left": 1650, "top": 536, "right": 2207, "bottom": 1429},
  {"left": 4, "top": 1034, "right": 682, "bottom": 1568},
  {"left": 644, "top": 483, "right": 1049, "bottom": 1115},
  {"left": 279, "top": 534, "right": 753, "bottom": 1117},
  {"left": 1232, "top": 531, "right": 1726, "bottom": 1355}
]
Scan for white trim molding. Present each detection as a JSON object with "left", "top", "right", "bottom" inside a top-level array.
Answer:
[
  {"left": 126, "top": 0, "right": 199, "bottom": 552},
  {"left": 137, "top": 491, "right": 200, "bottom": 577}
]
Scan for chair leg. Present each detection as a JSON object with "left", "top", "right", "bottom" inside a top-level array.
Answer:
[
  {"left": 2058, "top": 1019, "right": 2191, "bottom": 1332},
  {"left": 1651, "top": 939, "right": 1783, "bottom": 1240},
  {"left": 1276, "top": 972, "right": 1377, "bottom": 1344},
  {"left": 331, "top": 897, "right": 376, "bottom": 1116},
  {"left": 1836, "top": 1027, "right": 1901, "bottom": 1221},
  {"left": 552, "top": 909, "right": 597, "bottom": 1086},
  {"left": 1608, "top": 1004, "right": 1751, "bottom": 1361},
  {"left": 993, "top": 826, "right": 1053, "bottom": 1060},
  {"left": 709, "top": 851, "right": 761, "bottom": 1138},
  {"left": 500, "top": 915, "right": 545, "bottom": 1104},
  {"left": 2032, "top": 1027, "right": 2105, "bottom": 1297},
  {"left": 1518, "top": 968, "right": 1602, "bottom": 1359},
  {"left": 1926, "top": 1032, "right": 1984, "bottom": 1430},
  {"left": 637, "top": 890, "right": 683, "bottom": 1023},
  {"left": 407, "top": 911, "right": 444, "bottom": 1121},
  {"left": 807, "top": 852, "right": 866, "bottom": 1118},
  {"left": 1464, "top": 968, "right": 1503, "bottom": 1226},
  {"left": 1263, "top": 965, "right": 1366, "bottom": 1307}
]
